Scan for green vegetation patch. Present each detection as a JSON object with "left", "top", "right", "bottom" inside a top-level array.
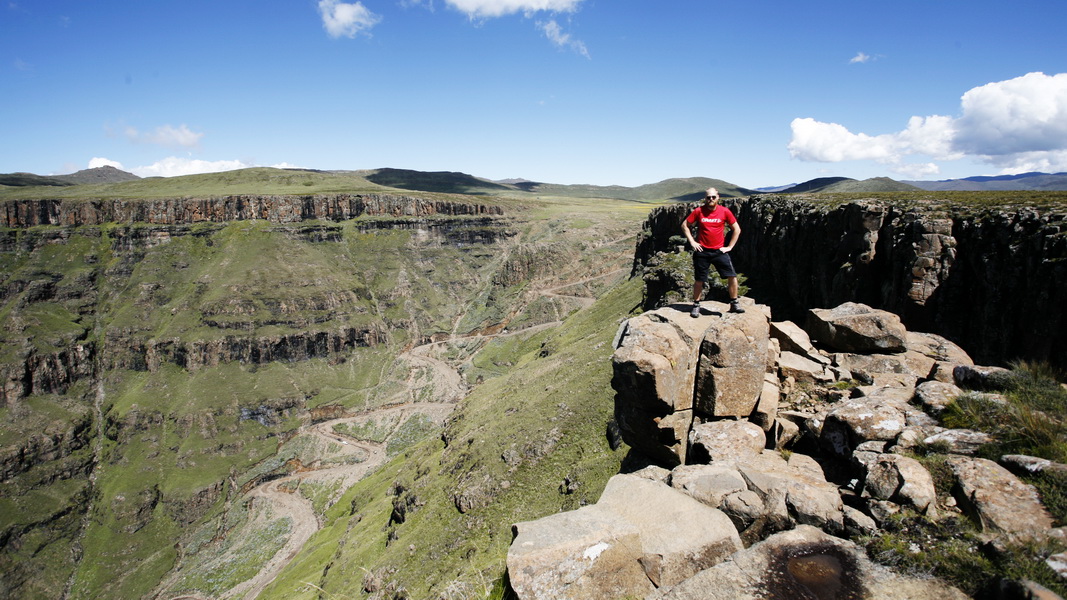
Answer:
[
  {"left": 940, "top": 362, "right": 1067, "bottom": 463},
  {"left": 258, "top": 277, "right": 643, "bottom": 600}
]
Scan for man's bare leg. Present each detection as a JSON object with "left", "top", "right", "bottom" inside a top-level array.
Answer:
[{"left": 690, "top": 281, "right": 704, "bottom": 317}]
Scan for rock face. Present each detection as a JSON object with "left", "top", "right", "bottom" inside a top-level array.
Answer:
[
  {"left": 633, "top": 198, "right": 1067, "bottom": 370},
  {"left": 1, "top": 194, "right": 503, "bottom": 227},
  {"left": 611, "top": 301, "right": 768, "bottom": 466},
  {"left": 511, "top": 300, "right": 1061, "bottom": 599},
  {"left": 508, "top": 474, "right": 742, "bottom": 600}
]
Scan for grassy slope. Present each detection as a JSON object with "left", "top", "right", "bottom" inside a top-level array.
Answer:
[
  {"left": 0, "top": 169, "right": 656, "bottom": 599},
  {"left": 0, "top": 166, "right": 750, "bottom": 204},
  {"left": 260, "top": 276, "right": 643, "bottom": 600}
]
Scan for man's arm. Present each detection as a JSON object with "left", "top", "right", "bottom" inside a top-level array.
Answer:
[
  {"left": 722, "top": 222, "right": 741, "bottom": 253},
  {"left": 681, "top": 216, "right": 702, "bottom": 251}
]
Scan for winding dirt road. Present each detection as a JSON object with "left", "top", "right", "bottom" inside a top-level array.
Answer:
[{"left": 157, "top": 262, "right": 632, "bottom": 600}]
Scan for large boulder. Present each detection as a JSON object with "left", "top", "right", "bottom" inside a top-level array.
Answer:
[
  {"left": 946, "top": 456, "right": 1055, "bottom": 543},
  {"left": 807, "top": 302, "right": 908, "bottom": 354},
  {"left": 693, "top": 304, "right": 770, "bottom": 418},
  {"left": 508, "top": 474, "right": 743, "bottom": 599},
  {"left": 688, "top": 420, "right": 766, "bottom": 464},
  {"left": 612, "top": 303, "right": 770, "bottom": 466},
  {"left": 612, "top": 308, "right": 706, "bottom": 465},
  {"left": 729, "top": 451, "right": 845, "bottom": 534},
  {"left": 594, "top": 475, "right": 743, "bottom": 588},
  {"left": 612, "top": 310, "right": 704, "bottom": 414},
  {"left": 507, "top": 506, "right": 654, "bottom": 600},
  {"left": 861, "top": 453, "right": 938, "bottom": 514},
  {"left": 820, "top": 397, "right": 907, "bottom": 456}
]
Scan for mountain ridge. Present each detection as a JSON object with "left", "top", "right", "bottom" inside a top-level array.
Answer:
[{"left": 6, "top": 166, "right": 1067, "bottom": 198}]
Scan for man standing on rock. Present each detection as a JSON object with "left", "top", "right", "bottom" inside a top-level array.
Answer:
[{"left": 681, "top": 187, "right": 744, "bottom": 317}]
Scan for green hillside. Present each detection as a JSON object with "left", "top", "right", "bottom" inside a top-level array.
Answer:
[
  {"left": 0, "top": 169, "right": 654, "bottom": 599},
  {"left": 0, "top": 166, "right": 753, "bottom": 204}
]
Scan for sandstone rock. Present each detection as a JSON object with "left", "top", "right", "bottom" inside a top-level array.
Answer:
[
  {"left": 731, "top": 451, "right": 844, "bottom": 534},
  {"left": 906, "top": 330, "right": 974, "bottom": 365},
  {"left": 694, "top": 307, "right": 770, "bottom": 418},
  {"left": 843, "top": 505, "right": 878, "bottom": 537},
  {"left": 769, "top": 320, "right": 829, "bottom": 364},
  {"left": 914, "top": 380, "right": 963, "bottom": 414},
  {"left": 807, "top": 302, "right": 908, "bottom": 354},
  {"left": 946, "top": 456, "right": 1055, "bottom": 543},
  {"left": 923, "top": 429, "right": 994, "bottom": 455},
  {"left": 613, "top": 401, "right": 692, "bottom": 467},
  {"left": 751, "top": 376, "right": 779, "bottom": 432},
  {"left": 719, "top": 489, "right": 765, "bottom": 532},
  {"left": 689, "top": 420, "right": 766, "bottom": 463},
  {"left": 778, "top": 351, "right": 832, "bottom": 384},
  {"left": 594, "top": 475, "right": 743, "bottom": 588},
  {"left": 612, "top": 307, "right": 722, "bottom": 466},
  {"left": 612, "top": 312, "right": 698, "bottom": 414},
  {"left": 769, "top": 416, "right": 800, "bottom": 450},
  {"left": 649, "top": 525, "right": 969, "bottom": 600},
  {"left": 629, "top": 464, "right": 672, "bottom": 484},
  {"left": 862, "top": 453, "right": 937, "bottom": 514},
  {"left": 953, "top": 364, "right": 1016, "bottom": 391},
  {"left": 669, "top": 464, "right": 748, "bottom": 508},
  {"left": 833, "top": 352, "right": 911, "bottom": 380},
  {"left": 1000, "top": 454, "right": 1067, "bottom": 477},
  {"left": 821, "top": 398, "right": 907, "bottom": 456},
  {"left": 506, "top": 505, "right": 653, "bottom": 600}
]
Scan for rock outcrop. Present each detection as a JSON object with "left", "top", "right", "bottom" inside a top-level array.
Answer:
[
  {"left": 633, "top": 197, "right": 1067, "bottom": 370},
  {"left": 1, "top": 194, "right": 503, "bottom": 228},
  {"left": 508, "top": 300, "right": 1062, "bottom": 599}
]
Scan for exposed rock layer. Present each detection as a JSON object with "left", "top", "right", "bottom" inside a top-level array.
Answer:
[
  {"left": 1, "top": 193, "right": 503, "bottom": 227},
  {"left": 635, "top": 197, "right": 1067, "bottom": 369}
]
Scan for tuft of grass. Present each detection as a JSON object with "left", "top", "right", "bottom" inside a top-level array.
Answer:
[
  {"left": 862, "top": 512, "right": 1066, "bottom": 597},
  {"left": 941, "top": 362, "right": 1067, "bottom": 463}
]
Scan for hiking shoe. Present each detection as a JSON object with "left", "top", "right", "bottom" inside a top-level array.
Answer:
[
  {"left": 729, "top": 301, "right": 745, "bottom": 314},
  {"left": 690, "top": 304, "right": 701, "bottom": 318}
]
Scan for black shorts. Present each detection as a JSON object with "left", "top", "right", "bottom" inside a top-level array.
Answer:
[{"left": 692, "top": 249, "right": 737, "bottom": 282}]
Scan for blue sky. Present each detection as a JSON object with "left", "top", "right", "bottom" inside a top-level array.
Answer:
[{"left": 2, "top": 0, "right": 1065, "bottom": 188}]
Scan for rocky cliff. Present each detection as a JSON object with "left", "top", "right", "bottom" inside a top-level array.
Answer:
[
  {"left": 508, "top": 298, "right": 1064, "bottom": 599},
  {"left": 635, "top": 196, "right": 1067, "bottom": 370},
  {"left": 1, "top": 193, "right": 502, "bottom": 228}
]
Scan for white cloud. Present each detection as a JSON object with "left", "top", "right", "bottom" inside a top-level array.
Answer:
[
  {"left": 86, "top": 157, "right": 313, "bottom": 178},
  {"left": 891, "top": 162, "right": 941, "bottom": 179},
  {"left": 130, "top": 157, "right": 253, "bottom": 178},
  {"left": 318, "top": 0, "right": 381, "bottom": 38},
  {"left": 122, "top": 124, "right": 203, "bottom": 149},
  {"left": 849, "top": 52, "right": 871, "bottom": 64},
  {"left": 88, "top": 157, "right": 124, "bottom": 169},
  {"left": 788, "top": 72, "right": 1067, "bottom": 176},
  {"left": 538, "top": 19, "right": 589, "bottom": 57},
  {"left": 445, "top": 0, "right": 584, "bottom": 18},
  {"left": 953, "top": 72, "right": 1067, "bottom": 155}
]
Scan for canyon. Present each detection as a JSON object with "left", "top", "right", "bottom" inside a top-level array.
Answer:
[{"left": 1, "top": 186, "right": 1064, "bottom": 599}]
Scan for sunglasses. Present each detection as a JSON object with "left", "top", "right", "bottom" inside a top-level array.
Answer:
[{"left": 705, "top": 195, "right": 719, "bottom": 200}]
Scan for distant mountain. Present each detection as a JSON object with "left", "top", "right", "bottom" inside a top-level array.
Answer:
[
  {"left": 367, "top": 169, "right": 759, "bottom": 202},
  {"left": 365, "top": 168, "right": 512, "bottom": 194},
  {"left": 512, "top": 177, "right": 758, "bottom": 202},
  {"left": 903, "top": 172, "right": 1067, "bottom": 191},
  {"left": 55, "top": 165, "right": 140, "bottom": 185},
  {"left": 1, "top": 166, "right": 139, "bottom": 188},
  {"left": 755, "top": 183, "right": 797, "bottom": 193},
  {"left": 0, "top": 172, "right": 74, "bottom": 187},
  {"left": 777, "top": 177, "right": 919, "bottom": 194},
  {"left": 777, "top": 177, "right": 853, "bottom": 194}
]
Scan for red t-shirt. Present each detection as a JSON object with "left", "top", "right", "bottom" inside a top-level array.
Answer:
[{"left": 686, "top": 205, "right": 737, "bottom": 249}]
